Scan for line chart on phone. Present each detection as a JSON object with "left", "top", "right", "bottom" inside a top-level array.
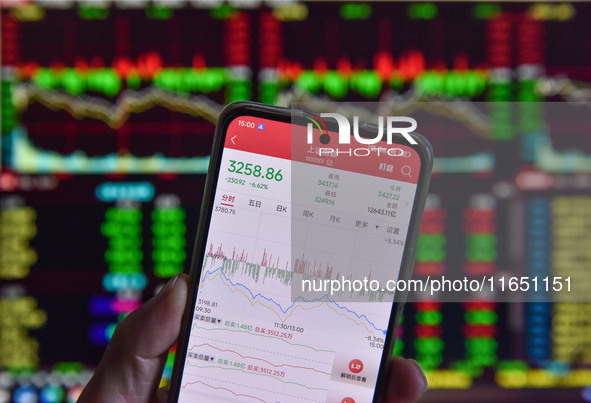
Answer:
[{"left": 177, "top": 143, "right": 419, "bottom": 402}]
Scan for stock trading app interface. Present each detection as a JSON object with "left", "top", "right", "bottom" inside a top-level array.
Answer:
[
  {"left": 177, "top": 116, "right": 420, "bottom": 402},
  {"left": 3, "top": 2, "right": 591, "bottom": 402}
]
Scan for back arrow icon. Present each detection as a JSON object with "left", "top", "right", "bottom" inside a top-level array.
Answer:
[{"left": 231, "top": 136, "right": 237, "bottom": 144}]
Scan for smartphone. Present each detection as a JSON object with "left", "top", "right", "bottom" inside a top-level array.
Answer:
[{"left": 168, "top": 101, "right": 433, "bottom": 403}]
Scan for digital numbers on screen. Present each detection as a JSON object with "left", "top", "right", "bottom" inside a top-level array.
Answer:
[{"left": 228, "top": 160, "right": 283, "bottom": 181}]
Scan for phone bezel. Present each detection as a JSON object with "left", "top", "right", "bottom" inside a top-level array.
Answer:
[{"left": 168, "top": 101, "right": 433, "bottom": 403}]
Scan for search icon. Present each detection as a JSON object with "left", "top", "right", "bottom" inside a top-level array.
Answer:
[{"left": 401, "top": 165, "right": 412, "bottom": 178}]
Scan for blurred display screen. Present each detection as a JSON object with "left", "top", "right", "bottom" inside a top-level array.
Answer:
[{"left": 1, "top": 1, "right": 591, "bottom": 402}]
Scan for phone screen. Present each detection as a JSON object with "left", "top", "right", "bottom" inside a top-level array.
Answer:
[{"left": 176, "top": 114, "right": 423, "bottom": 403}]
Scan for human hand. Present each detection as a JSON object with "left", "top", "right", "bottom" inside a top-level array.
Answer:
[{"left": 78, "top": 273, "right": 428, "bottom": 403}]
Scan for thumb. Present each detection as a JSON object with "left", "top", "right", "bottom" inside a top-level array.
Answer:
[{"left": 79, "top": 273, "right": 189, "bottom": 403}]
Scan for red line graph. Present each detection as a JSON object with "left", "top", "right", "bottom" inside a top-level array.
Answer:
[
  {"left": 188, "top": 343, "right": 331, "bottom": 375},
  {"left": 180, "top": 380, "right": 265, "bottom": 402}
]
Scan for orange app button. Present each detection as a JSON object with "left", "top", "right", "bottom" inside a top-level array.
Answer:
[{"left": 349, "top": 359, "right": 364, "bottom": 374}]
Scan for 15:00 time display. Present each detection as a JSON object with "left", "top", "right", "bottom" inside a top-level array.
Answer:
[{"left": 228, "top": 160, "right": 283, "bottom": 181}]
